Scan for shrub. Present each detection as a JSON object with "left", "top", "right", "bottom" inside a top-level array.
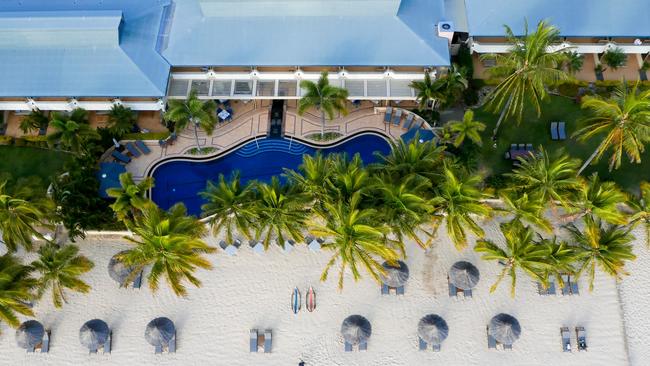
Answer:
[
  {"left": 0, "top": 135, "right": 13, "bottom": 145},
  {"left": 14, "top": 137, "right": 26, "bottom": 147},
  {"left": 186, "top": 147, "right": 217, "bottom": 155},
  {"left": 305, "top": 132, "right": 342, "bottom": 142}
]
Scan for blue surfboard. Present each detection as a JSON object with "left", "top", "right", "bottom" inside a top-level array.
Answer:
[{"left": 291, "top": 287, "right": 301, "bottom": 314}]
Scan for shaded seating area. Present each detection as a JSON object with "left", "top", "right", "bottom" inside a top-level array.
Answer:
[
  {"left": 341, "top": 315, "right": 371, "bottom": 352},
  {"left": 250, "top": 329, "right": 272, "bottom": 353},
  {"left": 80, "top": 319, "right": 111, "bottom": 354},
  {"left": 560, "top": 274, "right": 579, "bottom": 295},
  {"left": 380, "top": 260, "right": 409, "bottom": 295},
  {"left": 16, "top": 320, "right": 49, "bottom": 353},
  {"left": 448, "top": 261, "right": 479, "bottom": 298},
  {"left": 145, "top": 317, "right": 176, "bottom": 354},
  {"left": 418, "top": 314, "right": 448, "bottom": 352},
  {"left": 108, "top": 251, "right": 142, "bottom": 289},
  {"left": 487, "top": 313, "right": 521, "bottom": 350}
]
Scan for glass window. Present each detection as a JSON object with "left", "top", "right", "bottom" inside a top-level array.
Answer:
[
  {"left": 168, "top": 79, "right": 189, "bottom": 97},
  {"left": 191, "top": 80, "right": 210, "bottom": 96},
  {"left": 256, "top": 80, "right": 275, "bottom": 96},
  {"left": 390, "top": 80, "right": 413, "bottom": 97},
  {"left": 344, "top": 80, "right": 365, "bottom": 97},
  {"left": 234, "top": 80, "right": 253, "bottom": 95},
  {"left": 211, "top": 80, "right": 232, "bottom": 96},
  {"left": 278, "top": 80, "right": 297, "bottom": 96},
  {"left": 366, "top": 80, "right": 387, "bottom": 97}
]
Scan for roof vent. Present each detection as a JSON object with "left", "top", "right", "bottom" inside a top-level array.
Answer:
[{"left": 437, "top": 21, "right": 454, "bottom": 44}]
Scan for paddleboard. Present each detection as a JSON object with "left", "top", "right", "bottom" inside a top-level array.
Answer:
[
  {"left": 306, "top": 286, "right": 316, "bottom": 312},
  {"left": 291, "top": 287, "right": 301, "bottom": 314}
]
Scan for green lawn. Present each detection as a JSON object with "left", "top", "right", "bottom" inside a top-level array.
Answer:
[
  {"left": 473, "top": 95, "right": 649, "bottom": 192},
  {"left": 0, "top": 146, "right": 72, "bottom": 187}
]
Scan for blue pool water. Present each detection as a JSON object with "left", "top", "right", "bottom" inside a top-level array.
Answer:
[{"left": 151, "top": 133, "right": 391, "bottom": 215}]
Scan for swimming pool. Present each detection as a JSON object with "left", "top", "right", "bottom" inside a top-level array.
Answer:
[{"left": 150, "top": 133, "right": 391, "bottom": 215}]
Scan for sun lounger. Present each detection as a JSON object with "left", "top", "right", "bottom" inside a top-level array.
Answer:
[
  {"left": 155, "top": 344, "right": 163, "bottom": 354},
  {"left": 510, "top": 143, "right": 517, "bottom": 151},
  {"left": 526, "top": 143, "right": 533, "bottom": 151},
  {"left": 381, "top": 284, "right": 389, "bottom": 295},
  {"left": 126, "top": 142, "right": 141, "bottom": 157},
  {"left": 538, "top": 281, "right": 556, "bottom": 295},
  {"left": 576, "top": 327, "right": 587, "bottom": 351},
  {"left": 168, "top": 331, "right": 176, "bottom": 353},
  {"left": 419, "top": 337, "right": 427, "bottom": 351},
  {"left": 448, "top": 282, "right": 457, "bottom": 297},
  {"left": 503, "top": 343, "right": 512, "bottom": 350},
  {"left": 518, "top": 143, "right": 525, "bottom": 150},
  {"left": 432, "top": 343, "right": 441, "bottom": 352},
  {"left": 558, "top": 122, "right": 566, "bottom": 140},
  {"left": 551, "top": 122, "right": 559, "bottom": 140},
  {"left": 410, "top": 119, "right": 422, "bottom": 130},
  {"left": 487, "top": 327, "right": 497, "bottom": 349},
  {"left": 358, "top": 341, "right": 367, "bottom": 351},
  {"left": 570, "top": 280, "right": 579, "bottom": 295},
  {"left": 111, "top": 150, "right": 131, "bottom": 163},
  {"left": 133, "top": 270, "right": 143, "bottom": 289},
  {"left": 104, "top": 331, "right": 112, "bottom": 354},
  {"left": 384, "top": 107, "right": 393, "bottom": 123},
  {"left": 403, "top": 113, "right": 414, "bottom": 129},
  {"left": 344, "top": 342, "right": 353, "bottom": 352},
  {"left": 264, "top": 330, "right": 272, "bottom": 353},
  {"left": 561, "top": 327, "right": 571, "bottom": 352},
  {"left": 396, "top": 286, "right": 405, "bottom": 295},
  {"left": 135, "top": 140, "right": 151, "bottom": 154},
  {"left": 250, "top": 329, "right": 258, "bottom": 352},
  {"left": 561, "top": 274, "right": 570, "bottom": 295},
  {"left": 392, "top": 109, "right": 402, "bottom": 126},
  {"left": 463, "top": 288, "right": 472, "bottom": 298}
]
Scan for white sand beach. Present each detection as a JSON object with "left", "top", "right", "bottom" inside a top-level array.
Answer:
[{"left": 0, "top": 217, "right": 638, "bottom": 366}]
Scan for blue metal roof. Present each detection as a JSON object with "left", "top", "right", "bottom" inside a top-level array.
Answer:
[
  {"left": 465, "top": 0, "right": 650, "bottom": 37},
  {"left": 0, "top": 1, "right": 171, "bottom": 98},
  {"left": 163, "top": 0, "right": 450, "bottom": 67}
]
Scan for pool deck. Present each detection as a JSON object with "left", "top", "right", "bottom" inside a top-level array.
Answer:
[{"left": 123, "top": 101, "right": 422, "bottom": 180}]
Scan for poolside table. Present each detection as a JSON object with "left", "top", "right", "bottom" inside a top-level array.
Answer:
[{"left": 218, "top": 109, "right": 230, "bottom": 120}]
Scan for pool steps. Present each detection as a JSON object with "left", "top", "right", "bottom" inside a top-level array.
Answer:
[{"left": 235, "top": 138, "right": 310, "bottom": 158}]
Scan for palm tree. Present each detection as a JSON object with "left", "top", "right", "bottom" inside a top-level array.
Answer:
[
  {"left": 448, "top": 110, "right": 486, "bottom": 147},
  {"left": 564, "top": 173, "right": 628, "bottom": 225},
  {"left": 432, "top": 64, "right": 469, "bottom": 109},
  {"left": 311, "top": 192, "right": 400, "bottom": 290},
  {"left": 430, "top": 163, "right": 491, "bottom": 249},
  {"left": 106, "top": 172, "right": 154, "bottom": 224},
  {"left": 565, "top": 217, "right": 636, "bottom": 291},
  {"left": 164, "top": 90, "right": 217, "bottom": 152},
  {"left": 434, "top": 125, "right": 456, "bottom": 146},
  {"left": 506, "top": 147, "right": 581, "bottom": 208},
  {"left": 252, "top": 177, "right": 309, "bottom": 248},
  {"left": 537, "top": 236, "right": 577, "bottom": 288},
  {"left": 47, "top": 109, "right": 99, "bottom": 153},
  {"left": 562, "top": 51, "right": 584, "bottom": 75},
  {"left": 328, "top": 153, "right": 369, "bottom": 203},
  {"left": 475, "top": 219, "right": 552, "bottom": 296},
  {"left": 284, "top": 152, "right": 333, "bottom": 204},
  {"left": 411, "top": 70, "right": 442, "bottom": 110},
  {"left": 628, "top": 181, "right": 650, "bottom": 247},
  {"left": 373, "top": 135, "right": 444, "bottom": 184},
  {"left": 600, "top": 47, "right": 627, "bottom": 71},
  {"left": 0, "top": 255, "right": 37, "bottom": 330},
  {"left": 118, "top": 203, "right": 215, "bottom": 297},
  {"left": 371, "top": 174, "right": 434, "bottom": 249},
  {"left": 19, "top": 109, "right": 48, "bottom": 134},
  {"left": 482, "top": 20, "right": 569, "bottom": 138},
  {"left": 30, "top": 243, "right": 94, "bottom": 308},
  {"left": 0, "top": 180, "right": 52, "bottom": 252},
  {"left": 199, "top": 172, "right": 257, "bottom": 243},
  {"left": 573, "top": 82, "right": 650, "bottom": 174},
  {"left": 107, "top": 105, "right": 138, "bottom": 137},
  {"left": 298, "top": 71, "right": 349, "bottom": 138},
  {"left": 499, "top": 191, "right": 553, "bottom": 233}
]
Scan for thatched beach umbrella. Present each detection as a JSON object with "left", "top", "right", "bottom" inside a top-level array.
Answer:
[
  {"left": 489, "top": 313, "right": 521, "bottom": 345},
  {"left": 380, "top": 260, "right": 409, "bottom": 288},
  {"left": 145, "top": 317, "right": 175, "bottom": 347},
  {"left": 16, "top": 320, "right": 45, "bottom": 350},
  {"left": 341, "top": 315, "right": 371, "bottom": 346},
  {"left": 79, "top": 319, "right": 109, "bottom": 351},
  {"left": 108, "top": 251, "right": 136, "bottom": 286},
  {"left": 417, "top": 314, "right": 449, "bottom": 345},
  {"left": 449, "top": 261, "right": 480, "bottom": 290}
]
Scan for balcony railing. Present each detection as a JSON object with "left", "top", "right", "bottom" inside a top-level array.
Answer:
[{"left": 471, "top": 40, "right": 650, "bottom": 54}]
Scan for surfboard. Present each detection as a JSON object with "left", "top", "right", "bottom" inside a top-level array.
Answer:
[
  {"left": 306, "top": 286, "right": 316, "bottom": 312},
  {"left": 291, "top": 287, "right": 301, "bottom": 314}
]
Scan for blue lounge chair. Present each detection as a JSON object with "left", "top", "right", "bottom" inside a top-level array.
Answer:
[
  {"left": 111, "top": 150, "right": 131, "bottom": 163},
  {"left": 576, "top": 327, "right": 587, "bottom": 351},
  {"left": 125, "top": 142, "right": 141, "bottom": 157},
  {"left": 551, "top": 122, "right": 559, "bottom": 140},
  {"left": 561, "top": 274, "right": 571, "bottom": 295},
  {"left": 155, "top": 344, "right": 162, "bottom": 354},
  {"left": 548, "top": 282, "right": 556, "bottom": 295},
  {"left": 103, "top": 331, "right": 111, "bottom": 354},
  {"left": 250, "top": 329, "right": 258, "bottom": 352},
  {"left": 396, "top": 286, "right": 405, "bottom": 295},
  {"left": 403, "top": 113, "right": 414, "bottom": 129},
  {"left": 344, "top": 342, "right": 353, "bottom": 352},
  {"left": 381, "top": 284, "right": 389, "bottom": 295},
  {"left": 432, "top": 344, "right": 441, "bottom": 352},
  {"left": 133, "top": 270, "right": 143, "bottom": 289},
  {"left": 135, "top": 140, "right": 151, "bottom": 154},
  {"left": 487, "top": 328, "right": 497, "bottom": 349},
  {"left": 526, "top": 143, "right": 533, "bottom": 151},
  {"left": 463, "top": 288, "right": 472, "bottom": 298},
  {"left": 264, "top": 330, "right": 272, "bottom": 353},
  {"left": 168, "top": 332, "right": 176, "bottom": 353},
  {"left": 503, "top": 343, "right": 512, "bottom": 350},
  {"left": 358, "top": 341, "right": 367, "bottom": 351},
  {"left": 419, "top": 337, "right": 427, "bottom": 351},
  {"left": 558, "top": 122, "right": 566, "bottom": 140},
  {"left": 561, "top": 327, "right": 571, "bottom": 352},
  {"left": 448, "top": 278, "right": 457, "bottom": 297},
  {"left": 41, "top": 330, "right": 50, "bottom": 353},
  {"left": 384, "top": 107, "right": 393, "bottom": 123},
  {"left": 410, "top": 119, "right": 422, "bottom": 130},
  {"left": 392, "top": 109, "right": 402, "bottom": 126},
  {"left": 570, "top": 280, "right": 579, "bottom": 295}
]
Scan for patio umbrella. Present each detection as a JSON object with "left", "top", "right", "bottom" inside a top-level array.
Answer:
[
  {"left": 380, "top": 260, "right": 409, "bottom": 288},
  {"left": 145, "top": 317, "right": 175, "bottom": 347},
  {"left": 16, "top": 320, "right": 45, "bottom": 350},
  {"left": 108, "top": 251, "right": 136, "bottom": 286},
  {"left": 79, "top": 319, "right": 109, "bottom": 351},
  {"left": 489, "top": 313, "right": 521, "bottom": 345},
  {"left": 449, "top": 261, "right": 480, "bottom": 290},
  {"left": 417, "top": 314, "right": 449, "bottom": 345},
  {"left": 341, "top": 315, "right": 371, "bottom": 346}
]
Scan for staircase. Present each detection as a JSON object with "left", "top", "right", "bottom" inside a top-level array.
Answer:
[{"left": 235, "top": 138, "right": 310, "bottom": 158}]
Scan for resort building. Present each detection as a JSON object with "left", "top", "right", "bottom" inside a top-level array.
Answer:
[{"left": 462, "top": 0, "right": 650, "bottom": 81}]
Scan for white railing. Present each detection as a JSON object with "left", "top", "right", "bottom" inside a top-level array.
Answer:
[
  {"left": 0, "top": 99, "right": 165, "bottom": 112},
  {"left": 471, "top": 41, "right": 650, "bottom": 55}
]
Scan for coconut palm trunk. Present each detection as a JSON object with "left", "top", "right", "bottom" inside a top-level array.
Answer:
[
  {"left": 577, "top": 140, "right": 607, "bottom": 176},
  {"left": 192, "top": 118, "right": 202, "bottom": 153},
  {"left": 320, "top": 110, "right": 326, "bottom": 138},
  {"left": 492, "top": 94, "right": 514, "bottom": 139}
]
